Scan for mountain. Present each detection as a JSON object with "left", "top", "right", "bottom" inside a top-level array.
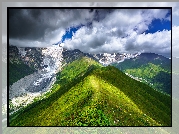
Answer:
[
  {"left": 62, "top": 50, "right": 171, "bottom": 95},
  {"left": 112, "top": 53, "right": 171, "bottom": 71},
  {"left": 9, "top": 57, "right": 171, "bottom": 126},
  {"left": 62, "top": 48, "right": 98, "bottom": 64},
  {"left": 9, "top": 45, "right": 39, "bottom": 86},
  {"left": 8, "top": 45, "right": 63, "bottom": 115},
  {"left": 62, "top": 48, "right": 140, "bottom": 66},
  {"left": 9, "top": 45, "right": 64, "bottom": 86},
  {"left": 112, "top": 53, "right": 171, "bottom": 95},
  {"left": 93, "top": 52, "right": 140, "bottom": 66},
  {"left": 9, "top": 45, "right": 44, "bottom": 70}
]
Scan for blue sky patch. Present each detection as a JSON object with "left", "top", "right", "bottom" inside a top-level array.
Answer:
[
  {"left": 61, "top": 25, "right": 84, "bottom": 43},
  {"left": 145, "top": 19, "right": 171, "bottom": 34}
]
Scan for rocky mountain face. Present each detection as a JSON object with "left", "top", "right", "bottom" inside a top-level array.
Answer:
[
  {"left": 93, "top": 52, "right": 141, "bottom": 66},
  {"left": 62, "top": 48, "right": 97, "bottom": 65},
  {"left": 9, "top": 45, "right": 44, "bottom": 70},
  {"left": 9, "top": 45, "right": 64, "bottom": 79},
  {"left": 8, "top": 45, "right": 63, "bottom": 114}
]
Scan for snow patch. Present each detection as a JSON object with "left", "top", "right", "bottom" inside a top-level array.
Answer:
[{"left": 99, "top": 52, "right": 141, "bottom": 66}]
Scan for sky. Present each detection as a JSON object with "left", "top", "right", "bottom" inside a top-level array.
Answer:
[{"left": 9, "top": 8, "right": 172, "bottom": 58}]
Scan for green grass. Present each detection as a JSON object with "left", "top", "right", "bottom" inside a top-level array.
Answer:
[
  {"left": 92, "top": 66, "right": 171, "bottom": 126},
  {"left": 9, "top": 57, "right": 171, "bottom": 126},
  {"left": 125, "top": 63, "right": 167, "bottom": 78},
  {"left": 113, "top": 53, "right": 171, "bottom": 95},
  {"left": 56, "top": 56, "right": 102, "bottom": 84},
  {"left": 124, "top": 63, "right": 171, "bottom": 94}
]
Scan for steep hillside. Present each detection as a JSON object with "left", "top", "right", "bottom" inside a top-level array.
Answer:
[
  {"left": 9, "top": 46, "right": 36, "bottom": 85},
  {"left": 9, "top": 57, "right": 171, "bottom": 126},
  {"left": 9, "top": 61, "right": 35, "bottom": 86},
  {"left": 112, "top": 53, "right": 171, "bottom": 94}
]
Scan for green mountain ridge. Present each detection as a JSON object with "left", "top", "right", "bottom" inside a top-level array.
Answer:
[{"left": 9, "top": 57, "right": 171, "bottom": 126}]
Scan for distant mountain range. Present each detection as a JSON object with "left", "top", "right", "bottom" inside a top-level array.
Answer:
[
  {"left": 62, "top": 48, "right": 141, "bottom": 66},
  {"left": 8, "top": 45, "right": 171, "bottom": 126},
  {"left": 112, "top": 53, "right": 171, "bottom": 95}
]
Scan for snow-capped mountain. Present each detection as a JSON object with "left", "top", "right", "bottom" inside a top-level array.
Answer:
[
  {"left": 93, "top": 52, "right": 141, "bottom": 66},
  {"left": 62, "top": 48, "right": 141, "bottom": 66}
]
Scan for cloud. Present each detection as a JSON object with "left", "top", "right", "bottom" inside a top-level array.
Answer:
[
  {"left": 9, "top": 9, "right": 95, "bottom": 47},
  {"left": 9, "top": 8, "right": 171, "bottom": 57},
  {"left": 63, "top": 26, "right": 170, "bottom": 55},
  {"left": 62, "top": 9, "right": 171, "bottom": 56},
  {"left": 135, "top": 30, "right": 171, "bottom": 55}
]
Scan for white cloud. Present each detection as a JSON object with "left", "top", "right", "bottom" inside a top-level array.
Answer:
[
  {"left": 62, "top": 9, "right": 171, "bottom": 57},
  {"left": 7, "top": 7, "right": 172, "bottom": 57},
  {"left": 135, "top": 30, "right": 171, "bottom": 53}
]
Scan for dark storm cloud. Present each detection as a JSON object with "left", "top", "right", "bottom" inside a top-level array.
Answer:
[
  {"left": 9, "top": 9, "right": 47, "bottom": 40},
  {"left": 8, "top": 9, "right": 95, "bottom": 46},
  {"left": 93, "top": 9, "right": 115, "bottom": 22}
]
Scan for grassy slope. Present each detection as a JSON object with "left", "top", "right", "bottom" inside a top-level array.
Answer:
[
  {"left": 9, "top": 57, "right": 171, "bottom": 126},
  {"left": 124, "top": 63, "right": 171, "bottom": 94},
  {"left": 113, "top": 54, "right": 171, "bottom": 94}
]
